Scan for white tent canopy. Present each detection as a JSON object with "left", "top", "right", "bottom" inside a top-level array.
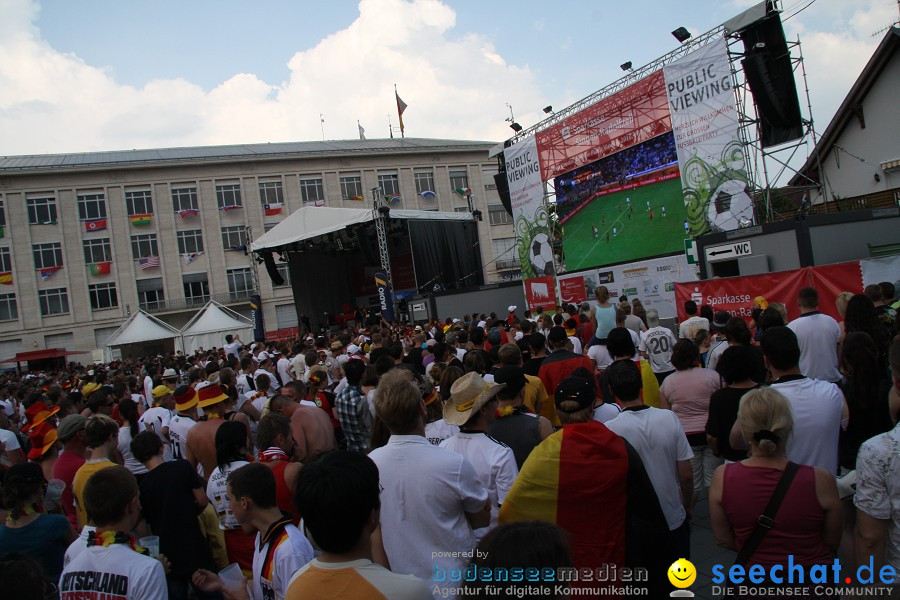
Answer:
[
  {"left": 180, "top": 300, "right": 253, "bottom": 354},
  {"left": 251, "top": 205, "right": 474, "bottom": 252},
  {"left": 104, "top": 310, "right": 183, "bottom": 359}
]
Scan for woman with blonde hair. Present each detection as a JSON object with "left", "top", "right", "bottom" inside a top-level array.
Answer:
[
  {"left": 589, "top": 285, "right": 617, "bottom": 345},
  {"left": 709, "top": 388, "right": 840, "bottom": 572}
]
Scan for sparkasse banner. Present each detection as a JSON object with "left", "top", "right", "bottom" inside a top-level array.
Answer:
[
  {"left": 505, "top": 136, "right": 552, "bottom": 280},
  {"left": 663, "top": 37, "right": 752, "bottom": 236}
]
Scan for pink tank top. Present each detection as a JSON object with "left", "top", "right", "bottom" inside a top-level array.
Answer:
[{"left": 722, "top": 462, "right": 832, "bottom": 568}]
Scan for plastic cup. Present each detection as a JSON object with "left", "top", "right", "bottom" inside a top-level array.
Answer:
[
  {"left": 138, "top": 535, "right": 160, "bottom": 558},
  {"left": 45, "top": 479, "right": 65, "bottom": 502},
  {"left": 218, "top": 563, "right": 244, "bottom": 591}
]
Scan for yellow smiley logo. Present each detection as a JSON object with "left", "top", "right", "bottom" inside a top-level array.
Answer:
[{"left": 668, "top": 558, "right": 696, "bottom": 588}]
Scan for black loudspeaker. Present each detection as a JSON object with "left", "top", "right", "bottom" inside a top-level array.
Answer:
[
  {"left": 261, "top": 252, "right": 284, "bottom": 286},
  {"left": 494, "top": 155, "right": 513, "bottom": 216},
  {"left": 740, "top": 12, "right": 803, "bottom": 148},
  {"left": 354, "top": 227, "right": 380, "bottom": 266}
]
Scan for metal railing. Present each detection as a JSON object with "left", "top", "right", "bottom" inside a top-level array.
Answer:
[
  {"left": 140, "top": 290, "right": 253, "bottom": 314},
  {"left": 494, "top": 258, "right": 521, "bottom": 271}
]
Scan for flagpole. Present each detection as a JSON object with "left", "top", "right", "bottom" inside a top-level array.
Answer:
[
  {"left": 388, "top": 114, "right": 393, "bottom": 139},
  {"left": 320, "top": 114, "right": 325, "bottom": 141}
]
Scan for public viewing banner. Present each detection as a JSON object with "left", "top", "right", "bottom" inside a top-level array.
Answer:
[
  {"left": 674, "top": 261, "right": 866, "bottom": 323},
  {"left": 535, "top": 70, "right": 671, "bottom": 181},
  {"left": 663, "top": 37, "right": 752, "bottom": 236},
  {"left": 557, "top": 254, "right": 697, "bottom": 319},
  {"left": 505, "top": 136, "right": 552, "bottom": 280}
]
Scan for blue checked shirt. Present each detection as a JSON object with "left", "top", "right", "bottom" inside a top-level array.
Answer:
[{"left": 335, "top": 384, "right": 371, "bottom": 452}]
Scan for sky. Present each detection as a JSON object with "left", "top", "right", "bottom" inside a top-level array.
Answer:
[{"left": 0, "top": 0, "right": 896, "bottom": 159}]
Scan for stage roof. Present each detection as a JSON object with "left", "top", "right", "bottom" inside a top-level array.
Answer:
[
  {"left": 251, "top": 206, "right": 475, "bottom": 252},
  {"left": 0, "top": 348, "right": 89, "bottom": 364}
]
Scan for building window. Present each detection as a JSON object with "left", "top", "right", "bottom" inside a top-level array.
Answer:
[
  {"left": 449, "top": 169, "right": 469, "bottom": 192},
  {"left": 125, "top": 189, "right": 153, "bottom": 216},
  {"left": 33, "top": 242, "right": 63, "bottom": 270},
  {"left": 274, "top": 263, "right": 290, "bottom": 288},
  {"left": 216, "top": 183, "right": 243, "bottom": 210},
  {"left": 299, "top": 177, "right": 325, "bottom": 206},
  {"left": 83, "top": 238, "right": 112, "bottom": 264},
  {"left": 0, "top": 293, "right": 17, "bottom": 321},
  {"left": 378, "top": 173, "right": 400, "bottom": 197},
  {"left": 221, "top": 226, "right": 247, "bottom": 249},
  {"left": 176, "top": 229, "right": 204, "bottom": 254},
  {"left": 27, "top": 196, "right": 58, "bottom": 225},
  {"left": 227, "top": 268, "right": 253, "bottom": 296},
  {"left": 263, "top": 223, "right": 278, "bottom": 233},
  {"left": 183, "top": 274, "right": 209, "bottom": 306},
  {"left": 39, "top": 288, "right": 69, "bottom": 316},
  {"left": 492, "top": 237, "right": 520, "bottom": 270},
  {"left": 0, "top": 197, "right": 5, "bottom": 227},
  {"left": 414, "top": 170, "right": 436, "bottom": 195},
  {"left": 482, "top": 168, "right": 499, "bottom": 190},
  {"left": 453, "top": 206, "right": 470, "bottom": 213},
  {"left": 259, "top": 180, "right": 284, "bottom": 205},
  {"left": 488, "top": 204, "right": 513, "bottom": 226},
  {"left": 76, "top": 192, "right": 107, "bottom": 221},
  {"left": 339, "top": 174, "right": 363, "bottom": 200},
  {"left": 137, "top": 278, "right": 164, "bottom": 312},
  {"left": 0, "top": 248, "right": 11, "bottom": 273},
  {"left": 171, "top": 186, "right": 198, "bottom": 213},
  {"left": 89, "top": 282, "right": 118, "bottom": 310},
  {"left": 130, "top": 234, "right": 158, "bottom": 260}
]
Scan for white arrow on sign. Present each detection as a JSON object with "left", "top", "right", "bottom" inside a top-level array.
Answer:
[{"left": 705, "top": 240, "right": 752, "bottom": 262}]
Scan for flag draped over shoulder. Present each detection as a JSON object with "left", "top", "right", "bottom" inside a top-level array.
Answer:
[{"left": 499, "top": 421, "right": 627, "bottom": 572}]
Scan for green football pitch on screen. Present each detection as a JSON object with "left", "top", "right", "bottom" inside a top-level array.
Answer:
[{"left": 560, "top": 177, "right": 687, "bottom": 271}]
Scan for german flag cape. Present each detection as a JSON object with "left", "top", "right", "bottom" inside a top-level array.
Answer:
[{"left": 499, "top": 421, "right": 627, "bottom": 570}]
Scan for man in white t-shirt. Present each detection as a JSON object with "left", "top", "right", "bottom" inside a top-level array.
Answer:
[
  {"left": 277, "top": 347, "right": 294, "bottom": 384},
  {"left": 223, "top": 334, "right": 243, "bottom": 360},
  {"left": 639, "top": 309, "right": 678, "bottom": 383},
  {"left": 59, "top": 466, "right": 167, "bottom": 600},
  {"left": 168, "top": 386, "right": 200, "bottom": 469},
  {"left": 193, "top": 463, "right": 314, "bottom": 600},
  {"left": 732, "top": 326, "right": 847, "bottom": 475},
  {"left": 787, "top": 287, "right": 841, "bottom": 383},
  {"left": 139, "top": 386, "right": 174, "bottom": 462},
  {"left": 440, "top": 372, "right": 518, "bottom": 540},
  {"left": 255, "top": 352, "right": 281, "bottom": 392},
  {"left": 368, "top": 369, "right": 489, "bottom": 594},
  {"left": 289, "top": 345, "right": 308, "bottom": 383},
  {"left": 678, "top": 300, "right": 709, "bottom": 340},
  {"left": 603, "top": 360, "right": 693, "bottom": 557},
  {"left": 286, "top": 451, "right": 429, "bottom": 600}
]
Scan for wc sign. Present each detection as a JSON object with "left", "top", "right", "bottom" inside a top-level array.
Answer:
[{"left": 705, "top": 240, "right": 752, "bottom": 263}]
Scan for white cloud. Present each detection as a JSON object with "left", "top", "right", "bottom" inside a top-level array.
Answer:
[{"left": 0, "top": 0, "right": 544, "bottom": 154}]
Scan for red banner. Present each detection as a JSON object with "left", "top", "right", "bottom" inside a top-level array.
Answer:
[
  {"left": 536, "top": 70, "right": 672, "bottom": 181},
  {"left": 674, "top": 261, "right": 864, "bottom": 323},
  {"left": 524, "top": 276, "right": 558, "bottom": 311},
  {"left": 559, "top": 275, "right": 587, "bottom": 305}
]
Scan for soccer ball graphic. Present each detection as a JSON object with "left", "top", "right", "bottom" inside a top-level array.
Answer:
[
  {"left": 708, "top": 179, "right": 753, "bottom": 231},
  {"left": 529, "top": 233, "right": 555, "bottom": 276}
]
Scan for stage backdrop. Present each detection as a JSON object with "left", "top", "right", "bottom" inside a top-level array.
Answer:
[
  {"left": 407, "top": 219, "right": 483, "bottom": 293},
  {"left": 662, "top": 36, "right": 752, "bottom": 236}
]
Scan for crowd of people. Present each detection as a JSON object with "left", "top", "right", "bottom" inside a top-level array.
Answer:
[{"left": 0, "top": 279, "right": 898, "bottom": 599}]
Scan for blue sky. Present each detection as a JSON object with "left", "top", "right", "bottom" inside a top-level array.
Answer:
[{"left": 1, "top": 0, "right": 896, "bottom": 157}]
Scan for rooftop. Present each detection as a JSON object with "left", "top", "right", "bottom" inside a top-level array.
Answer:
[{"left": 0, "top": 137, "right": 499, "bottom": 174}]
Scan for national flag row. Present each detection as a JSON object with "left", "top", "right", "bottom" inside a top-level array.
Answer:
[
  {"left": 80, "top": 204, "right": 284, "bottom": 233},
  {"left": 0, "top": 252, "right": 212, "bottom": 284}
]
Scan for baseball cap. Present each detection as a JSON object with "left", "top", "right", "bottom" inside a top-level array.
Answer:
[
  {"left": 554, "top": 377, "right": 595, "bottom": 413},
  {"left": 493, "top": 366, "right": 527, "bottom": 397},
  {"left": 508, "top": 305, "right": 517, "bottom": 313},
  {"left": 548, "top": 326, "right": 568, "bottom": 344},
  {"left": 257, "top": 351, "right": 271, "bottom": 363},
  {"left": 347, "top": 344, "right": 361, "bottom": 355}
]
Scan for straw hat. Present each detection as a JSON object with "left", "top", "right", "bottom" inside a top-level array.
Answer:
[{"left": 444, "top": 372, "right": 505, "bottom": 426}]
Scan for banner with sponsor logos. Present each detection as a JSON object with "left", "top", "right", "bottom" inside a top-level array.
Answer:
[
  {"left": 524, "top": 276, "right": 558, "bottom": 312},
  {"left": 662, "top": 36, "right": 752, "bottom": 236},
  {"left": 674, "top": 261, "right": 865, "bottom": 323},
  {"left": 557, "top": 254, "right": 697, "bottom": 319},
  {"left": 535, "top": 70, "right": 672, "bottom": 182},
  {"left": 374, "top": 271, "right": 395, "bottom": 322},
  {"left": 505, "top": 136, "right": 553, "bottom": 280}
]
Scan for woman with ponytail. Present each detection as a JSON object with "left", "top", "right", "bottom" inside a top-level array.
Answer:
[{"left": 708, "top": 388, "right": 841, "bottom": 573}]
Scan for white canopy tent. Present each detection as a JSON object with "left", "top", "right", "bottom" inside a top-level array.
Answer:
[
  {"left": 250, "top": 205, "right": 474, "bottom": 251},
  {"left": 104, "top": 310, "right": 183, "bottom": 360},
  {"left": 180, "top": 300, "right": 253, "bottom": 354}
]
